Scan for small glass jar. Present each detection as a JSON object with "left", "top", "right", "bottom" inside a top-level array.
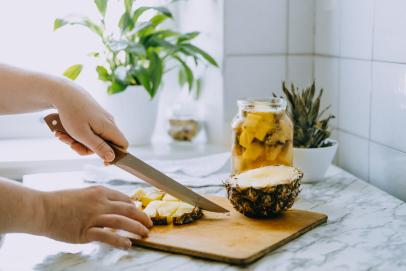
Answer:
[{"left": 231, "top": 98, "right": 293, "bottom": 174}]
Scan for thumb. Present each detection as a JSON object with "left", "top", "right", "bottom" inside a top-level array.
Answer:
[{"left": 83, "top": 130, "right": 115, "bottom": 162}]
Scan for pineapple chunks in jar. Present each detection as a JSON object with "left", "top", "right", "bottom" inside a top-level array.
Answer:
[{"left": 231, "top": 111, "right": 293, "bottom": 174}]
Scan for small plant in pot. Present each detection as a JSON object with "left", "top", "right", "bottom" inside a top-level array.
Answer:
[
  {"left": 54, "top": 0, "right": 218, "bottom": 145},
  {"left": 280, "top": 81, "right": 338, "bottom": 182}
]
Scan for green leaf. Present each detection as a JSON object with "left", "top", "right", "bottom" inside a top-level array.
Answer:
[
  {"left": 94, "top": 0, "right": 108, "bottom": 17},
  {"left": 88, "top": 51, "right": 100, "bottom": 58},
  {"left": 96, "top": 65, "right": 110, "bottom": 81},
  {"left": 124, "top": 0, "right": 134, "bottom": 12},
  {"left": 153, "top": 7, "right": 173, "bottom": 18},
  {"left": 63, "top": 64, "right": 83, "bottom": 80},
  {"left": 54, "top": 18, "right": 67, "bottom": 31},
  {"left": 132, "top": 7, "right": 150, "bottom": 24},
  {"left": 131, "top": 67, "right": 152, "bottom": 95},
  {"left": 108, "top": 79, "right": 127, "bottom": 94},
  {"left": 181, "top": 44, "right": 218, "bottom": 67},
  {"left": 132, "top": 6, "right": 173, "bottom": 25},
  {"left": 53, "top": 17, "right": 103, "bottom": 37},
  {"left": 174, "top": 56, "right": 193, "bottom": 90},
  {"left": 178, "top": 68, "right": 186, "bottom": 87},
  {"left": 177, "top": 31, "right": 199, "bottom": 44},
  {"left": 150, "top": 14, "right": 168, "bottom": 26},
  {"left": 148, "top": 51, "right": 163, "bottom": 97},
  {"left": 119, "top": 11, "right": 134, "bottom": 31}
]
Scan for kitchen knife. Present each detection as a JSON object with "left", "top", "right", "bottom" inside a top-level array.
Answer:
[{"left": 43, "top": 113, "right": 228, "bottom": 213}]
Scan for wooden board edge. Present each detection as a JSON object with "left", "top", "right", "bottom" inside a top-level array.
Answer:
[
  {"left": 131, "top": 214, "right": 328, "bottom": 266},
  {"left": 240, "top": 213, "right": 328, "bottom": 265}
]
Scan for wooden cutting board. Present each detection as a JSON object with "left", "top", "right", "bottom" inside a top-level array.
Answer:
[{"left": 124, "top": 196, "right": 327, "bottom": 265}]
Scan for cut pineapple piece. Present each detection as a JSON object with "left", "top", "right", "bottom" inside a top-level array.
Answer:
[
  {"left": 242, "top": 113, "right": 262, "bottom": 132},
  {"left": 130, "top": 188, "right": 147, "bottom": 201},
  {"left": 173, "top": 202, "right": 203, "bottom": 225},
  {"left": 267, "top": 145, "right": 283, "bottom": 161},
  {"left": 232, "top": 154, "right": 245, "bottom": 174},
  {"left": 242, "top": 143, "right": 263, "bottom": 160},
  {"left": 143, "top": 200, "right": 165, "bottom": 217},
  {"left": 133, "top": 200, "right": 143, "bottom": 209},
  {"left": 279, "top": 117, "right": 293, "bottom": 141},
  {"left": 162, "top": 193, "right": 179, "bottom": 201},
  {"left": 141, "top": 190, "right": 165, "bottom": 207},
  {"left": 129, "top": 190, "right": 203, "bottom": 226},
  {"left": 254, "top": 121, "right": 269, "bottom": 141},
  {"left": 239, "top": 130, "right": 255, "bottom": 148},
  {"left": 277, "top": 144, "right": 293, "bottom": 165}
]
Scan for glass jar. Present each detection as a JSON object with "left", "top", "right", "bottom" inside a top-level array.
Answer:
[{"left": 231, "top": 98, "right": 293, "bottom": 174}]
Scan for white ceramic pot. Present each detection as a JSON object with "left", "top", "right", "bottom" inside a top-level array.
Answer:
[
  {"left": 293, "top": 140, "right": 338, "bottom": 183},
  {"left": 100, "top": 86, "right": 159, "bottom": 145}
]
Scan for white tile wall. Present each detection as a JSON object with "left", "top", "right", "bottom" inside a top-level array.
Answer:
[
  {"left": 314, "top": 56, "right": 339, "bottom": 127},
  {"left": 287, "top": 56, "right": 314, "bottom": 88},
  {"left": 288, "top": 0, "right": 314, "bottom": 54},
  {"left": 223, "top": 56, "right": 286, "bottom": 121},
  {"left": 338, "top": 131, "right": 369, "bottom": 181},
  {"left": 374, "top": 0, "right": 406, "bottom": 63},
  {"left": 339, "top": 59, "right": 371, "bottom": 138},
  {"left": 222, "top": 0, "right": 406, "bottom": 202},
  {"left": 315, "top": 0, "right": 341, "bottom": 55},
  {"left": 340, "top": 0, "right": 374, "bottom": 59},
  {"left": 370, "top": 142, "right": 406, "bottom": 202},
  {"left": 224, "top": 0, "right": 287, "bottom": 55},
  {"left": 371, "top": 62, "right": 406, "bottom": 153}
]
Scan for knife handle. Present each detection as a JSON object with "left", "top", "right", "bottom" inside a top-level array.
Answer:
[{"left": 43, "top": 113, "right": 127, "bottom": 164}]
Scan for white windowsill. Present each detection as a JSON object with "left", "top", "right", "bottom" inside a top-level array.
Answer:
[{"left": 0, "top": 138, "right": 228, "bottom": 179}]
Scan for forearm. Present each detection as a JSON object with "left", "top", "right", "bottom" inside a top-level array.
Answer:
[
  {"left": 0, "top": 63, "right": 72, "bottom": 114},
  {"left": 0, "top": 178, "right": 46, "bottom": 235}
]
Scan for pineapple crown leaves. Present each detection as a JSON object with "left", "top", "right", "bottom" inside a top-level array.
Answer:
[{"left": 280, "top": 81, "right": 335, "bottom": 148}]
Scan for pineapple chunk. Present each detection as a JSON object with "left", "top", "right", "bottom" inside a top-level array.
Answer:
[
  {"left": 173, "top": 202, "right": 194, "bottom": 217},
  {"left": 232, "top": 154, "right": 245, "bottom": 173},
  {"left": 279, "top": 117, "right": 293, "bottom": 141},
  {"left": 239, "top": 130, "right": 255, "bottom": 148},
  {"left": 242, "top": 113, "right": 262, "bottom": 132},
  {"left": 261, "top": 112, "right": 275, "bottom": 123},
  {"left": 277, "top": 144, "right": 293, "bottom": 165},
  {"left": 143, "top": 200, "right": 165, "bottom": 217},
  {"left": 254, "top": 121, "right": 269, "bottom": 141},
  {"left": 242, "top": 143, "right": 263, "bottom": 160},
  {"left": 141, "top": 190, "right": 165, "bottom": 207},
  {"left": 130, "top": 188, "right": 146, "bottom": 201},
  {"left": 267, "top": 145, "right": 283, "bottom": 161},
  {"left": 162, "top": 193, "right": 179, "bottom": 201},
  {"left": 144, "top": 200, "right": 180, "bottom": 224},
  {"left": 133, "top": 200, "right": 143, "bottom": 209}
]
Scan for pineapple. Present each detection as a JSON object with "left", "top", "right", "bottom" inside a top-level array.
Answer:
[
  {"left": 280, "top": 81, "right": 335, "bottom": 148},
  {"left": 225, "top": 165, "right": 303, "bottom": 218},
  {"left": 130, "top": 188, "right": 203, "bottom": 226}
]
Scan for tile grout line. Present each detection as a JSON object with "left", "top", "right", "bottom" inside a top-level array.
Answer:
[
  {"left": 337, "top": 128, "right": 406, "bottom": 156},
  {"left": 336, "top": 1, "right": 342, "bottom": 168},
  {"left": 367, "top": 0, "right": 378, "bottom": 183}
]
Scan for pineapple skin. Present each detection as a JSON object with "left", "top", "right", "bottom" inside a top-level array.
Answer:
[
  {"left": 225, "top": 170, "right": 303, "bottom": 218},
  {"left": 173, "top": 208, "right": 203, "bottom": 225}
]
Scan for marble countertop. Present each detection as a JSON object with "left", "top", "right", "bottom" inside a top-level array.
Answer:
[{"left": 1, "top": 166, "right": 405, "bottom": 270}]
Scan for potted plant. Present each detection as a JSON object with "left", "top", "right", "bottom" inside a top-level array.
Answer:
[
  {"left": 54, "top": 0, "right": 218, "bottom": 145},
  {"left": 281, "top": 82, "right": 338, "bottom": 182}
]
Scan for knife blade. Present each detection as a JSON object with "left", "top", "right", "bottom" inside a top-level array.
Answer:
[{"left": 43, "top": 113, "right": 229, "bottom": 213}]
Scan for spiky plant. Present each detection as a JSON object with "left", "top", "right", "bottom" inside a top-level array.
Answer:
[{"left": 280, "top": 81, "right": 335, "bottom": 148}]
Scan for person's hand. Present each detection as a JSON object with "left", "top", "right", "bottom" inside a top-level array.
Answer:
[
  {"left": 52, "top": 79, "right": 128, "bottom": 162},
  {"left": 41, "top": 186, "right": 153, "bottom": 249}
]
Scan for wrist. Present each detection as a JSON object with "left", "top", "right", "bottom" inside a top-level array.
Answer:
[{"left": 31, "top": 191, "right": 58, "bottom": 236}]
